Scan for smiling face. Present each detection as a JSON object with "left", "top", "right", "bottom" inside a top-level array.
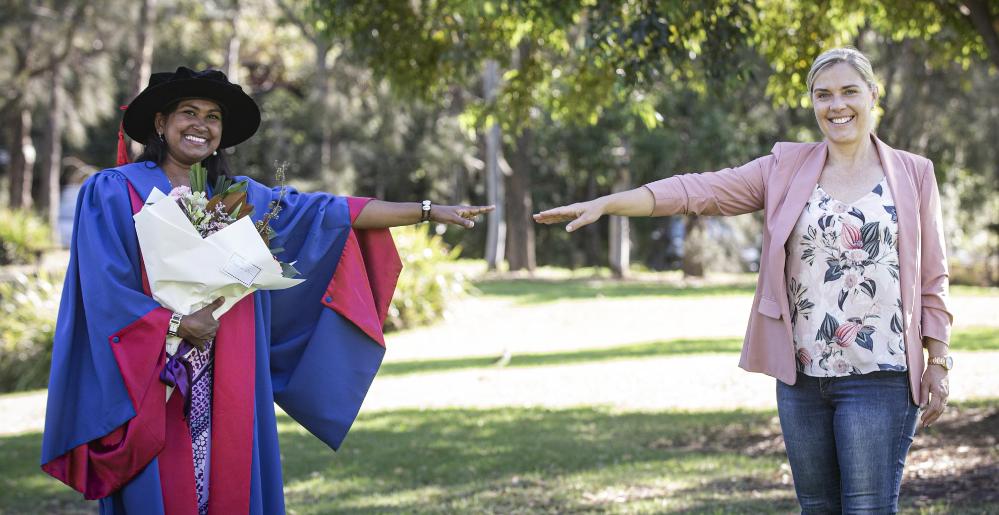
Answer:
[
  {"left": 810, "top": 62, "right": 877, "bottom": 145},
  {"left": 154, "top": 98, "right": 223, "bottom": 167}
]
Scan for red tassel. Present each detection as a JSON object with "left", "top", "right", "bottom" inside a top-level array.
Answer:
[{"left": 116, "top": 105, "right": 130, "bottom": 166}]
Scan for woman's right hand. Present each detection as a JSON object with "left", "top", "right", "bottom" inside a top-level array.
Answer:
[
  {"left": 177, "top": 297, "right": 225, "bottom": 351},
  {"left": 533, "top": 199, "right": 607, "bottom": 232}
]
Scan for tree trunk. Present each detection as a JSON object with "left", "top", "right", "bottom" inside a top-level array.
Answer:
[
  {"left": 223, "top": 0, "right": 241, "bottom": 84},
  {"left": 8, "top": 108, "right": 36, "bottom": 209},
  {"left": 583, "top": 168, "right": 602, "bottom": 267},
  {"left": 131, "top": 0, "right": 156, "bottom": 98},
  {"left": 608, "top": 164, "right": 631, "bottom": 279},
  {"left": 483, "top": 59, "right": 505, "bottom": 270},
  {"left": 505, "top": 129, "right": 535, "bottom": 272},
  {"left": 682, "top": 215, "right": 706, "bottom": 277},
  {"left": 129, "top": 0, "right": 156, "bottom": 157},
  {"left": 962, "top": 0, "right": 999, "bottom": 69},
  {"left": 40, "top": 64, "right": 64, "bottom": 237},
  {"left": 314, "top": 41, "right": 334, "bottom": 191}
]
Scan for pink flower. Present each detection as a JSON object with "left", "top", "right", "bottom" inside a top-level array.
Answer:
[
  {"left": 796, "top": 348, "right": 812, "bottom": 368},
  {"left": 834, "top": 321, "right": 861, "bottom": 347},
  {"left": 833, "top": 359, "right": 850, "bottom": 374},
  {"left": 168, "top": 185, "right": 192, "bottom": 198},
  {"left": 841, "top": 223, "right": 862, "bottom": 249}
]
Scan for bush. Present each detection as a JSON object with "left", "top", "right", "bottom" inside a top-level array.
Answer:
[
  {"left": 386, "top": 226, "right": 469, "bottom": 332},
  {"left": 0, "top": 209, "right": 53, "bottom": 266},
  {"left": 0, "top": 271, "right": 61, "bottom": 393}
]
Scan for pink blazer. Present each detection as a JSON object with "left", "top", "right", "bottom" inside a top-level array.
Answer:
[{"left": 644, "top": 134, "right": 953, "bottom": 404}]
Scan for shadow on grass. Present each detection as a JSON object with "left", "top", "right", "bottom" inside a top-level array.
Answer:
[
  {"left": 473, "top": 278, "right": 757, "bottom": 304},
  {"left": 2, "top": 403, "right": 995, "bottom": 514},
  {"left": 278, "top": 407, "right": 791, "bottom": 513}
]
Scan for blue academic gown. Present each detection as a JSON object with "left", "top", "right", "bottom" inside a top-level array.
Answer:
[{"left": 41, "top": 162, "right": 398, "bottom": 514}]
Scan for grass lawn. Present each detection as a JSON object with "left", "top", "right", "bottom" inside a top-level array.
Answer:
[
  {"left": 2, "top": 269, "right": 995, "bottom": 513},
  {"left": 382, "top": 326, "right": 999, "bottom": 378},
  {"left": 2, "top": 403, "right": 994, "bottom": 514},
  {"left": 473, "top": 278, "right": 759, "bottom": 304}
]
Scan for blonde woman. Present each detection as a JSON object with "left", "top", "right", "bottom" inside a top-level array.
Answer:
[{"left": 535, "top": 48, "right": 952, "bottom": 513}]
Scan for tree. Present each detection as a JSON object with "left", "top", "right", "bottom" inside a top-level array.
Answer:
[{"left": 312, "top": 0, "right": 758, "bottom": 271}]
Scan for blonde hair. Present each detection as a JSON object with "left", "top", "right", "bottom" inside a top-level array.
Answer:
[{"left": 806, "top": 47, "right": 878, "bottom": 98}]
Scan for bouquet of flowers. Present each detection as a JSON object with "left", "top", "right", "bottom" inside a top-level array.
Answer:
[{"left": 132, "top": 163, "right": 303, "bottom": 323}]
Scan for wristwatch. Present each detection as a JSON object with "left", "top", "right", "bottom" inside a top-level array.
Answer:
[
  {"left": 927, "top": 355, "right": 953, "bottom": 371},
  {"left": 420, "top": 200, "right": 432, "bottom": 222},
  {"left": 167, "top": 312, "right": 184, "bottom": 337}
]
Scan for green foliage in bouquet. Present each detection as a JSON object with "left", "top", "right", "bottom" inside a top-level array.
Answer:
[
  {"left": 0, "top": 209, "right": 53, "bottom": 266},
  {"left": 0, "top": 271, "right": 62, "bottom": 392},
  {"left": 386, "top": 226, "right": 469, "bottom": 332}
]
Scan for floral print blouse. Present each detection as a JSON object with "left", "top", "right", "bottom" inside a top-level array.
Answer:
[{"left": 785, "top": 178, "right": 907, "bottom": 377}]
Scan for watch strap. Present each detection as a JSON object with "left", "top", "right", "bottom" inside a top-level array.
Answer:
[
  {"left": 420, "top": 200, "right": 432, "bottom": 222},
  {"left": 927, "top": 356, "right": 952, "bottom": 370},
  {"left": 167, "top": 312, "right": 183, "bottom": 337}
]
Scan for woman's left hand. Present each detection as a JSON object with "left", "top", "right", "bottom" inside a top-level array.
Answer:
[
  {"left": 919, "top": 364, "right": 949, "bottom": 429},
  {"left": 430, "top": 204, "right": 495, "bottom": 228}
]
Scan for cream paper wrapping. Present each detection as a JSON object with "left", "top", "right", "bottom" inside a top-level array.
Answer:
[{"left": 133, "top": 188, "right": 304, "bottom": 399}]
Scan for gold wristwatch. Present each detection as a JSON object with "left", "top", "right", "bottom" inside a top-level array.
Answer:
[{"left": 927, "top": 355, "right": 953, "bottom": 371}]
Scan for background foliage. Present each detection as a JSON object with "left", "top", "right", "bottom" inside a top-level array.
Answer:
[
  {"left": 0, "top": 209, "right": 53, "bottom": 266},
  {"left": 385, "top": 225, "right": 470, "bottom": 332},
  {"left": 0, "top": 271, "right": 60, "bottom": 392},
  {"left": 4, "top": 0, "right": 995, "bottom": 283}
]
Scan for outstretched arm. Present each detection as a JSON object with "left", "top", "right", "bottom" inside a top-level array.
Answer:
[
  {"left": 532, "top": 187, "right": 654, "bottom": 232},
  {"left": 534, "top": 153, "right": 773, "bottom": 232},
  {"left": 352, "top": 200, "right": 494, "bottom": 229}
]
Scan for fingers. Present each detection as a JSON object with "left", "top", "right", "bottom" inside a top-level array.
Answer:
[
  {"left": 463, "top": 205, "right": 495, "bottom": 216},
  {"left": 439, "top": 205, "right": 494, "bottom": 229},
  {"left": 209, "top": 296, "right": 225, "bottom": 309},
  {"left": 919, "top": 380, "right": 930, "bottom": 411},
  {"left": 566, "top": 213, "right": 599, "bottom": 232},
  {"left": 533, "top": 206, "right": 579, "bottom": 224},
  {"left": 920, "top": 392, "right": 945, "bottom": 428}
]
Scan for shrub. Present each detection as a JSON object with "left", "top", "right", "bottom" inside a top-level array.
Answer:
[
  {"left": 386, "top": 226, "right": 469, "bottom": 332},
  {"left": 0, "top": 209, "right": 54, "bottom": 266},
  {"left": 0, "top": 271, "right": 61, "bottom": 393}
]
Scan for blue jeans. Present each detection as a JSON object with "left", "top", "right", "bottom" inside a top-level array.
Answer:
[{"left": 776, "top": 371, "right": 919, "bottom": 514}]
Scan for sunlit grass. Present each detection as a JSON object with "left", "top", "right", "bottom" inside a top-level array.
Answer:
[{"left": 381, "top": 327, "right": 998, "bottom": 378}]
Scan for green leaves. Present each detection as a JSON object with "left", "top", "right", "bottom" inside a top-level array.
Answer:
[
  {"left": 313, "top": 0, "right": 755, "bottom": 132},
  {"left": 189, "top": 163, "right": 208, "bottom": 193}
]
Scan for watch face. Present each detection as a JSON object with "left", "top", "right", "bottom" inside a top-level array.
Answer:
[{"left": 945, "top": 356, "right": 953, "bottom": 369}]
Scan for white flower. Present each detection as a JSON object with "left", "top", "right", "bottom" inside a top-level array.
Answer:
[
  {"left": 846, "top": 248, "right": 868, "bottom": 263},
  {"left": 190, "top": 191, "right": 208, "bottom": 209},
  {"left": 832, "top": 202, "right": 849, "bottom": 214}
]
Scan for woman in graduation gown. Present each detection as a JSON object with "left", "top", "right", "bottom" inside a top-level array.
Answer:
[{"left": 40, "top": 67, "right": 492, "bottom": 515}]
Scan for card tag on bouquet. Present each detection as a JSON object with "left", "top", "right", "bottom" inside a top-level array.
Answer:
[{"left": 222, "top": 252, "right": 262, "bottom": 287}]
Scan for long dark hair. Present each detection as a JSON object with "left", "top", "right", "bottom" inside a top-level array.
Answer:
[{"left": 132, "top": 100, "right": 235, "bottom": 185}]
